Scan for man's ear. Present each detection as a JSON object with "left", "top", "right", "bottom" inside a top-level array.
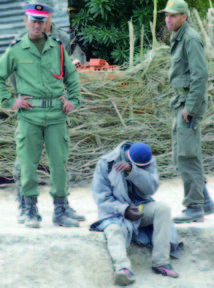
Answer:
[{"left": 183, "top": 13, "right": 187, "bottom": 22}]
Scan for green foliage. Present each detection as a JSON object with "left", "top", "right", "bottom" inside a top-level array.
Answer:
[
  {"left": 188, "top": 0, "right": 210, "bottom": 16},
  {"left": 68, "top": 0, "right": 211, "bottom": 65},
  {"left": 86, "top": 0, "right": 113, "bottom": 19}
]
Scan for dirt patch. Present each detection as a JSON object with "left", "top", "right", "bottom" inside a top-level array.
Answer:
[{"left": 1, "top": 176, "right": 214, "bottom": 288}]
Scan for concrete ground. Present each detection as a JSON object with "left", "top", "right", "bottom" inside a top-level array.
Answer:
[{"left": 1, "top": 176, "right": 214, "bottom": 288}]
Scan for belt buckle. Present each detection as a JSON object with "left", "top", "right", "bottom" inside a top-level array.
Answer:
[
  {"left": 42, "top": 99, "right": 52, "bottom": 108},
  {"left": 42, "top": 99, "right": 46, "bottom": 108}
]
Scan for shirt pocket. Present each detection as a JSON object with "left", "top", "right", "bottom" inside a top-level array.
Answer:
[
  {"left": 16, "top": 61, "right": 38, "bottom": 82},
  {"left": 172, "top": 46, "right": 183, "bottom": 63},
  {"left": 171, "top": 50, "right": 185, "bottom": 76},
  {"left": 42, "top": 50, "right": 60, "bottom": 75}
]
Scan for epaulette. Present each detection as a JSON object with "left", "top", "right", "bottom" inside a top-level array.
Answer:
[
  {"left": 10, "top": 39, "right": 21, "bottom": 47},
  {"left": 52, "top": 37, "right": 63, "bottom": 45}
]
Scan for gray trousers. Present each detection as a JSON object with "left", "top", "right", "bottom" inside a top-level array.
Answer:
[
  {"left": 104, "top": 201, "right": 171, "bottom": 271},
  {"left": 172, "top": 106, "right": 204, "bottom": 207}
]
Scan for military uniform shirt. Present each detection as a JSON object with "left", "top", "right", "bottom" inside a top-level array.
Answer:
[
  {"left": 169, "top": 22, "right": 208, "bottom": 116},
  {"left": 0, "top": 33, "right": 81, "bottom": 125}
]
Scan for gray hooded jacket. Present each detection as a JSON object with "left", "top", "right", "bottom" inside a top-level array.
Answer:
[{"left": 90, "top": 141, "right": 183, "bottom": 258}]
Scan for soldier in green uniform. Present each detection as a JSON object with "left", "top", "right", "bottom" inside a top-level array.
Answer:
[
  {"left": 160, "top": 0, "right": 214, "bottom": 223},
  {"left": 12, "top": 0, "right": 85, "bottom": 225},
  {"left": 22, "top": 0, "right": 71, "bottom": 54},
  {"left": 0, "top": 2, "right": 83, "bottom": 228}
]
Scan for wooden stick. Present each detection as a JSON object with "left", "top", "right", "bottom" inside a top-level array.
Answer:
[
  {"left": 110, "top": 99, "right": 126, "bottom": 127},
  {"left": 193, "top": 9, "right": 210, "bottom": 44},
  {"left": 128, "top": 19, "right": 135, "bottom": 68},
  {"left": 152, "top": 0, "right": 157, "bottom": 47},
  {"left": 141, "top": 24, "right": 144, "bottom": 57}
]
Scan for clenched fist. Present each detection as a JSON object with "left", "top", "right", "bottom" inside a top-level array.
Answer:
[
  {"left": 124, "top": 206, "right": 144, "bottom": 221},
  {"left": 59, "top": 96, "right": 75, "bottom": 114}
]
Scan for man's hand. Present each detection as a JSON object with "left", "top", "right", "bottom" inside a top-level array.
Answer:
[
  {"left": 124, "top": 206, "right": 144, "bottom": 221},
  {"left": 114, "top": 161, "right": 132, "bottom": 173},
  {"left": 12, "top": 96, "right": 33, "bottom": 110},
  {"left": 59, "top": 96, "right": 75, "bottom": 114},
  {"left": 182, "top": 109, "right": 189, "bottom": 123}
]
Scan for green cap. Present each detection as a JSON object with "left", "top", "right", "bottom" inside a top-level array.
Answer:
[
  {"left": 159, "top": 0, "right": 188, "bottom": 14},
  {"left": 30, "top": 0, "right": 55, "bottom": 9}
]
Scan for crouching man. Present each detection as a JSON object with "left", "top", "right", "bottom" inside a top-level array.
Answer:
[{"left": 90, "top": 141, "right": 182, "bottom": 286}]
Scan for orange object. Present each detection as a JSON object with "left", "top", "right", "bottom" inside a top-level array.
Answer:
[
  {"left": 75, "top": 59, "right": 129, "bottom": 87},
  {"left": 74, "top": 58, "right": 117, "bottom": 72}
]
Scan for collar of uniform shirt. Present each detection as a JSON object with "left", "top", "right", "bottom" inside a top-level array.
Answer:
[
  {"left": 21, "top": 32, "right": 55, "bottom": 49},
  {"left": 171, "top": 21, "right": 188, "bottom": 42}
]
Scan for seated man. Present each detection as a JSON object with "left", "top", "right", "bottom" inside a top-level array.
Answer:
[{"left": 90, "top": 141, "right": 182, "bottom": 286}]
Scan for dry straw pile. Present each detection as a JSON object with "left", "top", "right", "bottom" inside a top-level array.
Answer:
[
  {"left": 1, "top": 9, "right": 214, "bottom": 185},
  {"left": 1, "top": 45, "right": 214, "bottom": 185}
]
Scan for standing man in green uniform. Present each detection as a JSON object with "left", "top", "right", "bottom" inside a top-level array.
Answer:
[
  {"left": 0, "top": 2, "right": 83, "bottom": 228},
  {"left": 18, "top": 0, "right": 71, "bottom": 54},
  {"left": 13, "top": 0, "right": 85, "bottom": 225},
  {"left": 160, "top": 0, "right": 214, "bottom": 223}
]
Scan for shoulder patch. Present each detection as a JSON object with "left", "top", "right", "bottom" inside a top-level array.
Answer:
[{"left": 10, "top": 39, "right": 21, "bottom": 47}]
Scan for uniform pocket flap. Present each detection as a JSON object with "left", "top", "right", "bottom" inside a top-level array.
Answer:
[{"left": 178, "top": 127, "right": 200, "bottom": 158}]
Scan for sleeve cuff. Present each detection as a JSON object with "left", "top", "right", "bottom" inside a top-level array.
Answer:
[
  {"left": 126, "top": 164, "right": 138, "bottom": 181},
  {"left": 1, "top": 96, "right": 15, "bottom": 109},
  {"left": 114, "top": 203, "right": 129, "bottom": 217},
  {"left": 184, "top": 106, "right": 198, "bottom": 117}
]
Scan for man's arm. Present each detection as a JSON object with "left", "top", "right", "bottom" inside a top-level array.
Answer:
[
  {"left": 0, "top": 48, "right": 17, "bottom": 108},
  {"left": 9, "top": 31, "right": 27, "bottom": 91},
  {"left": 184, "top": 37, "right": 209, "bottom": 116},
  {"left": 92, "top": 159, "right": 129, "bottom": 217},
  {"left": 63, "top": 48, "right": 81, "bottom": 108},
  {"left": 126, "top": 159, "right": 160, "bottom": 197}
]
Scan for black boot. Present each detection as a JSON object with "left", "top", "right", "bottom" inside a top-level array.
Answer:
[
  {"left": 203, "top": 184, "right": 214, "bottom": 215},
  {"left": 25, "top": 196, "right": 41, "bottom": 228},
  {"left": 53, "top": 197, "right": 80, "bottom": 227},
  {"left": 173, "top": 206, "right": 204, "bottom": 224},
  {"left": 16, "top": 179, "right": 26, "bottom": 224},
  {"left": 17, "top": 195, "right": 26, "bottom": 224},
  {"left": 15, "top": 171, "right": 26, "bottom": 224},
  {"left": 65, "top": 199, "right": 86, "bottom": 222}
]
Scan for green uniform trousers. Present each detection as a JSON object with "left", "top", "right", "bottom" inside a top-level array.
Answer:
[
  {"left": 172, "top": 106, "right": 204, "bottom": 207},
  {"left": 104, "top": 201, "right": 171, "bottom": 271},
  {"left": 15, "top": 120, "right": 69, "bottom": 197}
]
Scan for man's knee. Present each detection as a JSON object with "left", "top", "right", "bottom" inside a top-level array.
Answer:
[
  {"left": 104, "top": 223, "right": 123, "bottom": 239},
  {"left": 155, "top": 202, "right": 171, "bottom": 218},
  {"left": 13, "top": 160, "right": 21, "bottom": 180}
]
